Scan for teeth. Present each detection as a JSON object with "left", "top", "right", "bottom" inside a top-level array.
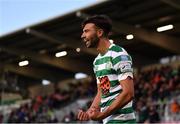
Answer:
[{"left": 86, "top": 41, "right": 89, "bottom": 46}]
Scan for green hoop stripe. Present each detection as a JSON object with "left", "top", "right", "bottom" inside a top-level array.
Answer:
[
  {"left": 95, "top": 69, "right": 116, "bottom": 77},
  {"left": 102, "top": 89, "right": 122, "bottom": 98},
  {"left": 114, "top": 107, "right": 134, "bottom": 114},
  {"left": 109, "top": 46, "right": 123, "bottom": 52},
  {"left": 100, "top": 98, "right": 114, "bottom": 107},
  {"left": 95, "top": 56, "right": 112, "bottom": 65},
  {"left": 110, "top": 80, "right": 119, "bottom": 87}
]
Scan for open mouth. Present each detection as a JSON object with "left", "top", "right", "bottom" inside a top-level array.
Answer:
[
  {"left": 85, "top": 41, "right": 89, "bottom": 46},
  {"left": 83, "top": 39, "right": 89, "bottom": 46}
]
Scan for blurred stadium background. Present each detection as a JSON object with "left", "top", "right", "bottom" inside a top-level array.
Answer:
[{"left": 0, "top": 0, "right": 179, "bottom": 123}]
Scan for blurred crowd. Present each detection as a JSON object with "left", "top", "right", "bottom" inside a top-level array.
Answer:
[
  {"left": 3, "top": 80, "right": 96, "bottom": 123},
  {"left": 134, "top": 65, "right": 180, "bottom": 123},
  {"left": 0, "top": 64, "right": 179, "bottom": 123}
]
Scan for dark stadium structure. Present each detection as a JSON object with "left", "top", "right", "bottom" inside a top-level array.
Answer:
[{"left": 0, "top": 0, "right": 180, "bottom": 88}]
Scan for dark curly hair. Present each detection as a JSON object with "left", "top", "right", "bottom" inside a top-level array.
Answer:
[{"left": 82, "top": 15, "right": 112, "bottom": 37}]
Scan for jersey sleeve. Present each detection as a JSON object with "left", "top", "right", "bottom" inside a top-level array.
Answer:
[{"left": 112, "top": 48, "right": 133, "bottom": 81}]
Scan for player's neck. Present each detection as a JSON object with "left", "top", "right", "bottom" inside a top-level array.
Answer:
[{"left": 97, "top": 38, "right": 111, "bottom": 55}]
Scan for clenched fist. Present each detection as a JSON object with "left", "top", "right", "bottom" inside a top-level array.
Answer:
[{"left": 77, "top": 109, "right": 90, "bottom": 121}]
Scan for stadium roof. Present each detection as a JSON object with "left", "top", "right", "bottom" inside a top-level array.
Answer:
[{"left": 0, "top": 0, "right": 180, "bottom": 86}]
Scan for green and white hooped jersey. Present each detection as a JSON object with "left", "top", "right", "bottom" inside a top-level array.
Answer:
[{"left": 93, "top": 43, "right": 136, "bottom": 124}]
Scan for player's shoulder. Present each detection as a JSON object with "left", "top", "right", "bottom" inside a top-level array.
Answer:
[
  {"left": 109, "top": 44, "right": 124, "bottom": 52},
  {"left": 93, "top": 54, "right": 101, "bottom": 65},
  {"left": 109, "top": 44, "right": 129, "bottom": 57}
]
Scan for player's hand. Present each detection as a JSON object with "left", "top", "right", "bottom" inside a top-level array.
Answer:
[
  {"left": 77, "top": 109, "right": 90, "bottom": 121},
  {"left": 87, "top": 107, "right": 104, "bottom": 120}
]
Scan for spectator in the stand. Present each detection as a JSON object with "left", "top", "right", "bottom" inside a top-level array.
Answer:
[
  {"left": 51, "top": 89, "right": 70, "bottom": 108},
  {"left": 51, "top": 89, "right": 63, "bottom": 108},
  {"left": 0, "top": 114, "right": 3, "bottom": 123},
  {"left": 170, "top": 99, "right": 179, "bottom": 113},
  {"left": 8, "top": 110, "right": 18, "bottom": 123},
  {"left": 136, "top": 100, "right": 149, "bottom": 123},
  {"left": 170, "top": 99, "right": 180, "bottom": 121},
  {"left": 148, "top": 105, "right": 160, "bottom": 123},
  {"left": 152, "top": 84, "right": 159, "bottom": 101},
  {"left": 62, "top": 111, "right": 76, "bottom": 123},
  {"left": 33, "top": 95, "right": 43, "bottom": 112}
]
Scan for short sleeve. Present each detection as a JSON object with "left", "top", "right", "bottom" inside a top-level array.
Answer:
[{"left": 112, "top": 49, "right": 133, "bottom": 81}]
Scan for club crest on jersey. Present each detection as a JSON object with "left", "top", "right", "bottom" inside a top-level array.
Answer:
[
  {"left": 98, "top": 76, "right": 110, "bottom": 95},
  {"left": 105, "top": 61, "right": 112, "bottom": 69}
]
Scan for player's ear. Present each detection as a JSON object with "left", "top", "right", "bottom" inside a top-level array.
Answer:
[{"left": 97, "top": 29, "right": 104, "bottom": 37}]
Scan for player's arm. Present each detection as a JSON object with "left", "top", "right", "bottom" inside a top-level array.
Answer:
[
  {"left": 87, "top": 83, "right": 101, "bottom": 112},
  {"left": 77, "top": 84, "right": 101, "bottom": 121}
]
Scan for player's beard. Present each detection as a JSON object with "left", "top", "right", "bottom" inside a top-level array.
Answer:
[{"left": 86, "top": 34, "right": 99, "bottom": 48}]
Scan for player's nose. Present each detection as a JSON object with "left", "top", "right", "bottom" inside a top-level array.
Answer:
[{"left": 81, "top": 33, "right": 85, "bottom": 39}]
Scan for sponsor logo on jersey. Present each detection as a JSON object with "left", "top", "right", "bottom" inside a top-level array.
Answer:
[{"left": 98, "top": 76, "right": 110, "bottom": 95}]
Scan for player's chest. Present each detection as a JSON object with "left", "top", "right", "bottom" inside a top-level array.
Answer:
[{"left": 94, "top": 58, "right": 113, "bottom": 72}]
